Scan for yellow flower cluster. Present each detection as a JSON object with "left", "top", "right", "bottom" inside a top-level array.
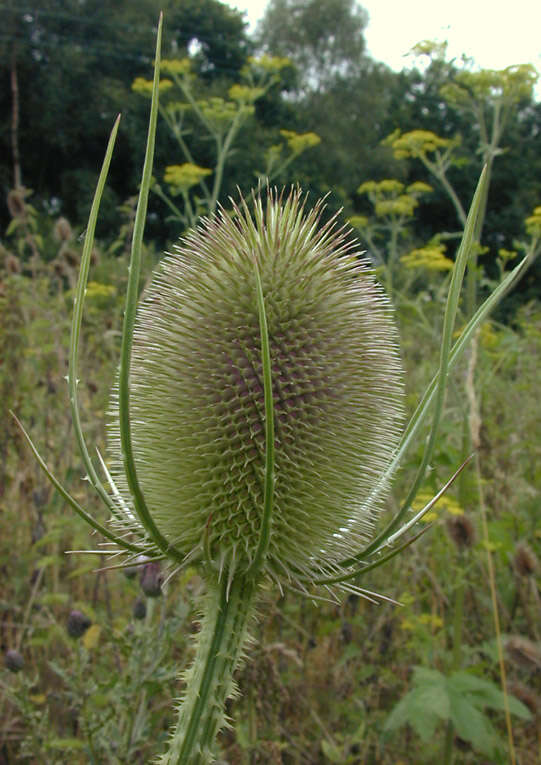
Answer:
[
  {"left": 358, "top": 179, "right": 403, "bottom": 195},
  {"left": 384, "top": 129, "right": 457, "bottom": 160},
  {"left": 85, "top": 281, "right": 116, "bottom": 300},
  {"left": 132, "top": 77, "right": 173, "bottom": 95},
  {"left": 413, "top": 491, "right": 463, "bottom": 523},
  {"left": 401, "top": 611, "right": 444, "bottom": 632},
  {"left": 160, "top": 58, "right": 191, "bottom": 76},
  {"left": 442, "top": 65, "right": 537, "bottom": 108},
  {"left": 357, "top": 179, "right": 433, "bottom": 221},
  {"left": 375, "top": 197, "right": 417, "bottom": 218},
  {"left": 347, "top": 215, "right": 369, "bottom": 231},
  {"left": 407, "top": 181, "right": 433, "bottom": 194},
  {"left": 228, "top": 84, "right": 265, "bottom": 104},
  {"left": 164, "top": 163, "right": 212, "bottom": 193},
  {"left": 401, "top": 244, "right": 454, "bottom": 272},
  {"left": 498, "top": 248, "right": 518, "bottom": 263},
  {"left": 198, "top": 97, "right": 241, "bottom": 129},
  {"left": 479, "top": 321, "right": 500, "bottom": 350},
  {"left": 525, "top": 205, "right": 541, "bottom": 238},
  {"left": 246, "top": 54, "right": 291, "bottom": 73},
  {"left": 279, "top": 130, "right": 321, "bottom": 155}
]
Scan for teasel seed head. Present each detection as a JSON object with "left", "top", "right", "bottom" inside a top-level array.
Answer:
[
  {"left": 505, "top": 635, "right": 541, "bottom": 670},
  {"left": 446, "top": 514, "right": 476, "bottom": 551},
  {"left": 6, "top": 189, "right": 26, "bottom": 219},
  {"left": 53, "top": 216, "right": 73, "bottom": 243},
  {"left": 110, "top": 188, "right": 404, "bottom": 586},
  {"left": 513, "top": 542, "right": 538, "bottom": 577}
]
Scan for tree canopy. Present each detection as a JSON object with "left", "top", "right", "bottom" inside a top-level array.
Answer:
[{"left": 1, "top": 0, "right": 539, "bottom": 307}]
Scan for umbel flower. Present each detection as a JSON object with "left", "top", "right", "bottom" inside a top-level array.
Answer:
[{"left": 108, "top": 189, "right": 404, "bottom": 589}]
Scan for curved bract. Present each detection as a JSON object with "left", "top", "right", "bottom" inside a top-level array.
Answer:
[{"left": 108, "top": 189, "right": 405, "bottom": 585}]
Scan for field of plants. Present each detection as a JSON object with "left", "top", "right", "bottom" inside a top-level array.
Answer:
[{"left": 1, "top": 2, "right": 541, "bottom": 763}]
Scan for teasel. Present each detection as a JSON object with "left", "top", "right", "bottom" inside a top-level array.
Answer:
[
  {"left": 108, "top": 187, "right": 405, "bottom": 590},
  {"left": 13, "top": 13, "right": 534, "bottom": 765}
]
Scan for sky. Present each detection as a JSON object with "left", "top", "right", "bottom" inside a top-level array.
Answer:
[{"left": 226, "top": 0, "right": 541, "bottom": 95}]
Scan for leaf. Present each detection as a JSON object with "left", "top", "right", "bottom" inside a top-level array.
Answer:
[
  {"left": 49, "top": 738, "right": 85, "bottom": 751},
  {"left": 448, "top": 690, "right": 499, "bottom": 756},
  {"left": 383, "top": 677, "right": 450, "bottom": 743},
  {"left": 35, "top": 554, "right": 62, "bottom": 569},
  {"left": 68, "top": 562, "right": 100, "bottom": 579},
  {"left": 83, "top": 624, "right": 101, "bottom": 651},
  {"left": 39, "top": 592, "right": 69, "bottom": 606},
  {"left": 450, "top": 671, "right": 531, "bottom": 719},
  {"left": 320, "top": 739, "right": 344, "bottom": 763}
]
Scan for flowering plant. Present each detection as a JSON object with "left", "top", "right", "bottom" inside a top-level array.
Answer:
[{"left": 13, "top": 15, "right": 536, "bottom": 763}]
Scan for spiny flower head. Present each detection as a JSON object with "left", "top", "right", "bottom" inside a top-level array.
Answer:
[{"left": 110, "top": 188, "right": 404, "bottom": 585}]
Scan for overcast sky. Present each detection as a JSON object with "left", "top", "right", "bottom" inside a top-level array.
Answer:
[{"left": 226, "top": 0, "right": 541, "bottom": 98}]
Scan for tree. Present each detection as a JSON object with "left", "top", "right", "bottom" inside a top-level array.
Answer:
[
  {"left": 163, "top": 0, "right": 251, "bottom": 79},
  {"left": 255, "top": 0, "right": 368, "bottom": 92},
  {"left": 0, "top": 0, "right": 251, "bottom": 233}
]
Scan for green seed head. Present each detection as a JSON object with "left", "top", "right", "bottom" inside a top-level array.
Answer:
[{"left": 110, "top": 189, "right": 404, "bottom": 584}]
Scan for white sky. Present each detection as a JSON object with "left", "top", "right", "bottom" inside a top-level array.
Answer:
[{"left": 226, "top": 0, "right": 541, "bottom": 97}]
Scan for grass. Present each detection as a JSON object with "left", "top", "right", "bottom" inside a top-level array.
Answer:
[{"left": 1, "top": 207, "right": 540, "bottom": 762}]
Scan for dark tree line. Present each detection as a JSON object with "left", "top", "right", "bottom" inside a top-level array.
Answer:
[{"left": 1, "top": 0, "right": 540, "bottom": 301}]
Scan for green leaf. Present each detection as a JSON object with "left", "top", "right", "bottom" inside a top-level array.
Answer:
[
  {"left": 321, "top": 739, "right": 344, "bottom": 763},
  {"left": 448, "top": 690, "right": 499, "bottom": 756},
  {"left": 384, "top": 672, "right": 450, "bottom": 743},
  {"left": 35, "top": 554, "right": 62, "bottom": 569},
  {"left": 450, "top": 671, "right": 531, "bottom": 719},
  {"left": 48, "top": 738, "right": 85, "bottom": 751},
  {"left": 39, "top": 592, "right": 69, "bottom": 607}
]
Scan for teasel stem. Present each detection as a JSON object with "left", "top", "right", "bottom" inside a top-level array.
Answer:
[{"left": 159, "top": 575, "right": 258, "bottom": 764}]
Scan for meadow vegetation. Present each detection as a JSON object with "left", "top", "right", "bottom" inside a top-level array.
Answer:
[{"left": 1, "top": 1, "right": 540, "bottom": 763}]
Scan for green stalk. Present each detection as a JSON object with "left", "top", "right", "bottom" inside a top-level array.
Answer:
[{"left": 160, "top": 575, "right": 258, "bottom": 764}]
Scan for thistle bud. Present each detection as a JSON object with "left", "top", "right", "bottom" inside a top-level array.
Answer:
[
  {"left": 5, "top": 649, "right": 24, "bottom": 673},
  {"left": 110, "top": 189, "right": 404, "bottom": 584},
  {"left": 66, "top": 609, "right": 92, "bottom": 639},
  {"left": 133, "top": 598, "right": 147, "bottom": 620},
  {"left": 139, "top": 562, "right": 163, "bottom": 597}
]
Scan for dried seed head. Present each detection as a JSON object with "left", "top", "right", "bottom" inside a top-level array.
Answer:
[
  {"left": 110, "top": 189, "right": 404, "bottom": 584},
  {"left": 53, "top": 216, "right": 73, "bottom": 243},
  {"left": 446, "top": 514, "right": 476, "bottom": 550},
  {"left": 66, "top": 609, "right": 92, "bottom": 639},
  {"left": 5, "top": 253, "right": 21, "bottom": 274},
  {"left": 505, "top": 635, "right": 541, "bottom": 670},
  {"left": 7, "top": 189, "right": 26, "bottom": 219},
  {"left": 513, "top": 543, "right": 538, "bottom": 577},
  {"left": 52, "top": 258, "right": 68, "bottom": 279},
  {"left": 60, "top": 246, "right": 80, "bottom": 268}
]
